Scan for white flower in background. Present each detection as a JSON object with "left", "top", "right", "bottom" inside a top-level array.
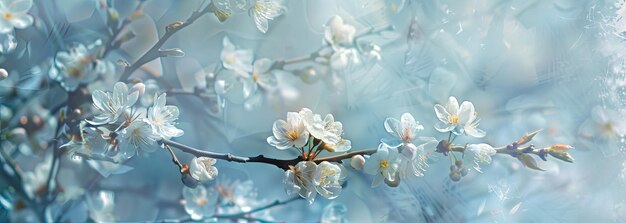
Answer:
[
  {"left": 267, "top": 111, "right": 309, "bottom": 149},
  {"left": 0, "top": 0, "right": 34, "bottom": 33},
  {"left": 313, "top": 161, "right": 344, "bottom": 199},
  {"left": 363, "top": 144, "right": 399, "bottom": 187},
  {"left": 383, "top": 113, "right": 437, "bottom": 179},
  {"left": 321, "top": 202, "right": 349, "bottom": 223},
  {"left": 284, "top": 161, "right": 317, "bottom": 204},
  {"left": 324, "top": 15, "right": 356, "bottom": 47},
  {"left": 468, "top": 143, "right": 496, "bottom": 173},
  {"left": 220, "top": 37, "right": 253, "bottom": 75},
  {"left": 22, "top": 158, "right": 50, "bottom": 198},
  {"left": 434, "top": 96, "right": 486, "bottom": 138},
  {"left": 85, "top": 191, "right": 115, "bottom": 222},
  {"left": 146, "top": 93, "right": 184, "bottom": 140},
  {"left": 591, "top": 106, "right": 626, "bottom": 138},
  {"left": 329, "top": 47, "right": 360, "bottom": 71},
  {"left": 89, "top": 82, "right": 139, "bottom": 125},
  {"left": 182, "top": 186, "right": 219, "bottom": 220},
  {"left": 121, "top": 119, "right": 157, "bottom": 152},
  {"left": 50, "top": 42, "right": 114, "bottom": 91},
  {"left": 299, "top": 108, "right": 351, "bottom": 152},
  {"left": 358, "top": 42, "right": 382, "bottom": 62},
  {"left": 250, "top": 0, "right": 286, "bottom": 33},
  {"left": 189, "top": 157, "right": 218, "bottom": 182},
  {"left": 251, "top": 58, "right": 278, "bottom": 91}
]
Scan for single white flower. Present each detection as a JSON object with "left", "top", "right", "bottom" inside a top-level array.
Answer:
[
  {"left": 250, "top": 0, "right": 285, "bottom": 33},
  {"left": 329, "top": 47, "right": 360, "bottom": 71},
  {"left": 220, "top": 37, "right": 253, "bottom": 75},
  {"left": 85, "top": 191, "right": 115, "bottom": 223},
  {"left": 182, "top": 186, "right": 218, "bottom": 220},
  {"left": 251, "top": 58, "right": 278, "bottom": 91},
  {"left": 121, "top": 119, "right": 157, "bottom": 152},
  {"left": 313, "top": 161, "right": 344, "bottom": 199},
  {"left": 89, "top": 82, "right": 139, "bottom": 125},
  {"left": 189, "top": 157, "right": 218, "bottom": 182},
  {"left": 468, "top": 143, "right": 496, "bottom": 173},
  {"left": 324, "top": 15, "right": 356, "bottom": 47},
  {"left": 267, "top": 111, "right": 309, "bottom": 150},
  {"left": 284, "top": 161, "right": 317, "bottom": 204},
  {"left": 434, "top": 96, "right": 486, "bottom": 138},
  {"left": 0, "top": 0, "right": 34, "bottom": 33},
  {"left": 299, "top": 108, "right": 351, "bottom": 152},
  {"left": 592, "top": 106, "right": 626, "bottom": 137},
  {"left": 50, "top": 42, "right": 114, "bottom": 91},
  {"left": 146, "top": 93, "right": 184, "bottom": 140},
  {"left": 363, "top": 144, "right": 399, "bottom": 187}
]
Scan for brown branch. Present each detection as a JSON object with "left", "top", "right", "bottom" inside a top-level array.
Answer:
[
  {"left": 313, "top": 148, "right": 377, "bottom": 163},
  {"left": 119, "top": 3, "right": 214, "bottom": 81}
]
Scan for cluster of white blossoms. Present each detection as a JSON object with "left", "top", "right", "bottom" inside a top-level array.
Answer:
[
  {"left": 211, "top": 0, "right": 286, "bottom": 33},
  {"left": 217, "top": 37, "right": 278, "bottom": 103},
  {"left": 61, "top": 82, "right": 184, "bottom": 171},
  {"left": 321, "top": 15, "right": 382, "bottom": 71},
  {"left": 49, "top": 40, "right": 115, "bottom": 91},
  {"left": 266, "top": 108, "right": 351, "bottom": 203}
]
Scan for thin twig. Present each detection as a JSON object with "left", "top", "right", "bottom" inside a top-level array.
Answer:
[{"left": 164, "top": 144, "right": 184, "bottom": 170}]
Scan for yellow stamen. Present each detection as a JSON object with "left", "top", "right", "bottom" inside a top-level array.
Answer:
[
  {"left": 3, "top": 13, "right": 12, "bottom": 20},
  {"left": 286, "top": 130, "right": 299, "bottom": 141},
  {"left": 448, "top": 114, "right": 459, "bottom": 124},
  {"left": 379, "top": 160, "right": 389, "bottom": 168}
]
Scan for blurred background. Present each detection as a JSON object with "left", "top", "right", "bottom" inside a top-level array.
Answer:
[{"left": 1, "top": 0, "right": 626, "bottom": 222}]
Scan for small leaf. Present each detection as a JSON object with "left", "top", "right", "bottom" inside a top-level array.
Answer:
[
  {"left": 517, "top": 154, "right": 544, "bottom": 171},
  {"left": 509, "top": 202, "right": 522, "bottom": 215},
  {"left": 516, "top": 129, "right": 541, "bottom": 145}
]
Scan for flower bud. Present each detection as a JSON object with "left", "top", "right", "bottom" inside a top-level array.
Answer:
[
  {"left": 350, "top": 155, "right": 365, "bottom": 169},
  {"left": 460, "top": 167, "right": 469, "bottom": 176},
  {"left": 455, "top": 160, "right": 463, "bottom": 168},
  {"left": 298, "top": 66, "right": 321, "bottom": 84},
  {"left": 166, "top": 21, "right": 184, "bottom": 32},
  {"left": 384, "top": 172, "right": 401, "bottom": 187},
  {"left": 159, "top": 48, "right": 185, "bottom": 57},
  {"left": 7, "top": 128, "right": 27, "bottom": 144},
  {"left": 181, "top": 172, "right": 199, "bottom": 188},
  {"left": 0, "top": 68, "right": 7, "bottom": 80},
  {"left": 449, "top": 164, "right": 457, "bottom": 172},
  {"left": 544, "top": 144, "right": 574, "bottom": 163},
  {"left": 449, "top": 172, "right": 461, "bottom": 182},
  {"left": 130, "top": 82, "right": 146, "bottom": 98}
]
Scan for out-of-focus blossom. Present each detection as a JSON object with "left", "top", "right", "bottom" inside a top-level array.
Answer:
[
  {"left": 284, "top": 161, "right": 317, "bottom": 204},
  {"left": 89, "top": 82, "right": 139, "bottom": 125},
  {"left": 330, "top": 48, "right": 360, "bottom": 71},
  {"left": 50, "top": 42, "right": 114, "bottom": 91},
  {"left": 0, "top": 67, "right": 6, "bottom": 80},
  {"left": 220, "top": 37, "right": 253, "bottom": 75},
  {"left": 363, "top": 144, "right": 399, "bottom": 187},
  {"left": 313, "top": 161, "right": 344, "bottom": 199},
  {"left": 321, "top": 202, "right": 349, "bottom": 223},
  {"left": 590, "top": 106, "right": 625, "bottom": 138},
  {"left": 85, "top": 191, "right": 115, "bottom": 222},
  {"left": 145, "top": 93, "right": 184, "bottom": 140},
  {"left": 251, "top": 58, "right": 278, "bottom": 91},
  {"left": 324, "top": 15, "right": 356, "bottom": 47},
  {"left": 182, "top": 186, "right": 219, "bottom": 220},
  {"left": 0, "top": 0, "right": 34, "bottom": 33},
  {"left": 468, "top": 143, "right": 496, "bottom": 173},
  {"left": 434, "top": 96, "right": 485, "bottom": 138},
  {"left": 250, "top": 0, "right": 285, "bottom": 33},
  {"left": 267, "top": 111, "right": 309, "bottom": 150},
  {"left": 299, "top": 108, "right": 351, "bottom": 152},
  {"left": 189, "top": 157, "right": 218, "bottom": 182}
]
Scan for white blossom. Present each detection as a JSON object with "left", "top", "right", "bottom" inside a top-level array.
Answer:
[
  {"left": 0, "top": 0, "right": 34, "bottom": 33},
  {"left": 85, "top": 191, "right": 115, "bottom": 222},
  {"left": 220, "top": 37, "right": 253, "bottom": 75},
  {"left": 145, "top": 93, "right": 184, "bottom": 140},
  {"left": 252, "top": 58, "right": 278, "bottom": 91},
  {"left": 324, "top": 15, "right": 356, "bottom": 47},
  {"left": 363, "top": 144, "right": 399, "bottom": 187},
  {"left": 50, "top": 42, "right": 114, "bottom": 91},
  {"left": 267, "top": 111, "right": 309, "bottom": 150},
  {"left": 329, "top": 47, "right": 360, "bottom": 71},
  {"left": 299, "top": 108, "right": 351, "bottom": 152},
  {"left": 121, "top": 119, "right": 157, "bottom": 152},
  {"left": 468, "top": 143, "right": 496, "bottom": 173},
  {"left": 182, "top": 186, "right": 218, "bottom": 220},
  {"left": 189, "top": 157, "right": 218, "bottom": 182},
  {"left": 313, "top": 161, "right": 344, "bottom": 199},
  {"left": 250, "top": 0, "right": 285, "bottom": 33},
  {"left": 434, "top": 96, "right": 486, "bottom": 138},
  {"left": 284, "top": 161, "right": 317, "bottom": 204},
  {"left": 383, "top": 113, "right": 437, "bottom": 179},
  {"left": 89, "top": 82, "right": 139, "bottom": 125}
]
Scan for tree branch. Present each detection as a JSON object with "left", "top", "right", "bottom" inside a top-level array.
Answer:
[{"left": 119, "top": 3, "right": 214, "bottom": 81}]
